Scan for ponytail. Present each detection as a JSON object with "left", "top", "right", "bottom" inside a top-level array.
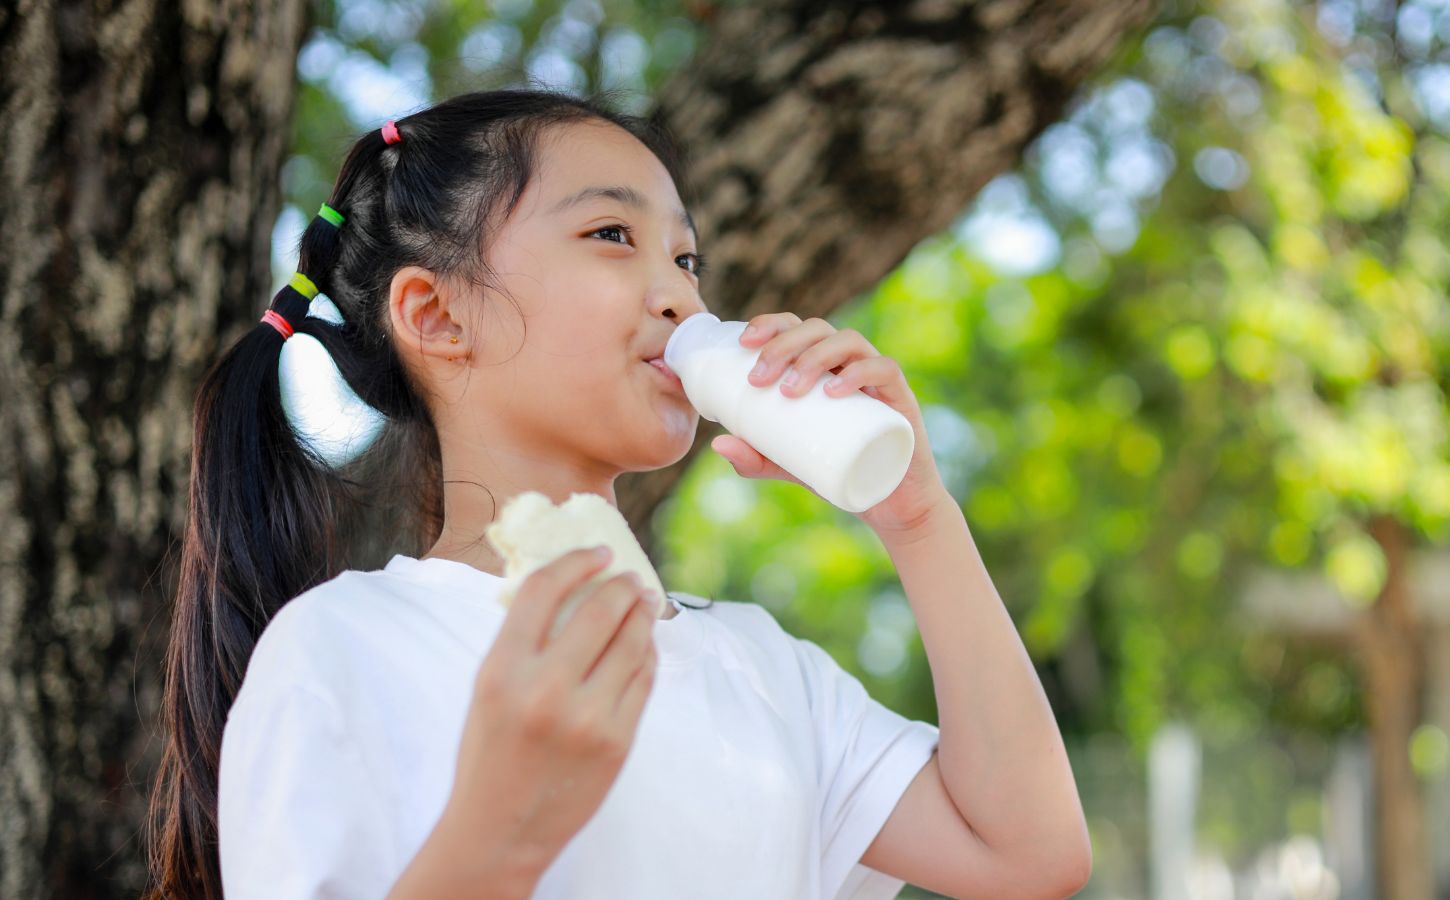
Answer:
[
  {"left": 143, "top": 87, "right": 696, "bottom": 899},
  {"left": 142, "top": 206, "right": 366, "bottom": 900}
]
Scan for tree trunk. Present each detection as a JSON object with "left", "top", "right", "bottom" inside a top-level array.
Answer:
[
  {"left": 1355, "top": 513, "right": 1431, "bottom": 900},
  {"left": 621, "top": 0, "right": 1156, "bottom": 552},
  {"left": 0, "top": 0, "right": 306, "bottom": 896},
  {"left": 0, "top": 0, "right": 1153, "bottom": 895}
]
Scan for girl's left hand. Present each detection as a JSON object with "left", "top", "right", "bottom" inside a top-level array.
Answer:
[{"left": 709, "top": 313, "right": 956, "bottom": 538}]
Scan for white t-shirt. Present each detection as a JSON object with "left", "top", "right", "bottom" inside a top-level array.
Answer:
[{"left": 217, "top": 554, "right": 939, "bottom": 900}]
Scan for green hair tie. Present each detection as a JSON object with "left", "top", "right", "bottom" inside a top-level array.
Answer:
[
  {"left": 317, "top": 203, "right": 345, "bottom": 228},
  {"left": 289, "top": 271, "right": 320, "bottom": 300}
]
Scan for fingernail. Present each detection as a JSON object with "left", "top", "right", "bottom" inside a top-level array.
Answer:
[
  {"left": 750, "top": 359, "right": 768, "bottom": 378},
  {"left": 781, "top": 367, "right": 799, "bottom": 387},
  {"left": 825, "top": 376, "right": 843, "bottom": 391},
  {"left": 743, "top": 325, "right": 757, "bottom": 341},
  {"left": 593, "top": 545, "right": 611, "bottom": 559}
]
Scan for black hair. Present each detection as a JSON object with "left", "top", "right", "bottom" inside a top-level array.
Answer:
[{"left": 143, "top": 85, "right": 693, "bottom": 900}]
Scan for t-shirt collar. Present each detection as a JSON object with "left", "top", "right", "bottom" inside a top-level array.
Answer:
[{"left": 382, "top": 554, "right": 704, "bottom": 666}]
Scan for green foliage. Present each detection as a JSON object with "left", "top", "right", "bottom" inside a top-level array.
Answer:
[
  {"left": 286, "top": 6, "right": 1449, "bottom": 836},
  {"left": 668, "top": 0, "right": 1448, "bottom": 776}
]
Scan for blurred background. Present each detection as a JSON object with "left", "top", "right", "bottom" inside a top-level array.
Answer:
[
  {"left": 3, "top": 0, "right": 1448, "bottom": 897},
  {"left": 272, "top": 0, "right": 1450, "bottom": 894}
]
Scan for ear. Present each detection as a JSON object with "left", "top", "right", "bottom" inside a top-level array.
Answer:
[{"left": 388, "top": 266, "right": 465, "bottom": 363}]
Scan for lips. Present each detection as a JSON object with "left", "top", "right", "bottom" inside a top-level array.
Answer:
[{"left": 644, "top": 357, "right": 683, "bottom": 388}]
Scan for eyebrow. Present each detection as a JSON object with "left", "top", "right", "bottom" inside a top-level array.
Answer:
[{"left": 550, "top": 184, "right": 698, "bottom": 241}]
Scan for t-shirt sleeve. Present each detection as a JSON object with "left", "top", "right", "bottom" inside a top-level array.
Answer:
[
  {"left": 217, "top": 682, "right": 400, "bottom": 899},
  {"left": 789, "top": 635, "right": 940, "bottom": 900}
]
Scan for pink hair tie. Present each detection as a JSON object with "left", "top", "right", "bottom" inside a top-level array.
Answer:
[
  {"left": 381, "top": 120, "right": 402, "bottom": 145},
  {"left": 260, "top": 309, "right": 294, "bottom": 339}
]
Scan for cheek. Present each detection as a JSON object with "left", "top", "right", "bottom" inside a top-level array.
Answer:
[
  {"left": 507, "top": 265, "right": 639, "bottom": 397},
  {"left": 545, "top": 278, "right": 636, "bottom": 368},
  {"left": 527, "top": 283, "right": 622, "bottom": 356},
  {"left": 519, "top": 317, "right": 631, "bottom": 405}
]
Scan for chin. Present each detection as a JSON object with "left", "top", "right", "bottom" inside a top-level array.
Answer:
[
  {"left": 626, "top": 364, "right": 697, "bottom": 449},
  {"left": 636, "top": 415, "right": 699, "bottom": 467}
]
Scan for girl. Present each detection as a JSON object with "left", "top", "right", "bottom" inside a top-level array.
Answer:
[{"left": 145, "top": 88, "right": 1089, "bottom": 900}]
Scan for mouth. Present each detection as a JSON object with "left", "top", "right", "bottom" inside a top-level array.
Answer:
[{"left": 643, "top": 357, "right": 684, "bottom": 390}]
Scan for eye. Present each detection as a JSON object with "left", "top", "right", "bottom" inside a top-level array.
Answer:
[
  {"left": 678, "top": 252, "right": 709, "bottom": 278},
  {"left": 590, "top": 224, "right": 632, "bottom": 244},
  {"left": 589, "top": 224, "right": 707, "bottom": 278}
]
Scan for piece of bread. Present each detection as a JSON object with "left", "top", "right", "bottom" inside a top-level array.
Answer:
[{"left": 483, "top": 491, "right": 667, "bottom": 638}]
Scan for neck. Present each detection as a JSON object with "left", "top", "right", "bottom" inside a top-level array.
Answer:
[
  {"left": 420, "top": 531, "right": 508, "bottom": 578},
  {"left": 421, "top": 524, "right": 679, "bottom": 621}
]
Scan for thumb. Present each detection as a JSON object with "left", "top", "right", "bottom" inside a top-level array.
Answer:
[
  {"left": 709, "top": 433, "right": 814, "bottom": 493},
  {"left": 711, "top": 434, "right": 759, "bottom": 473}
]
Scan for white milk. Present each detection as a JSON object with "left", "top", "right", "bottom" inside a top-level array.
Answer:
[{"left": 663, "top": 312, "right": 914, "bottom": 513}]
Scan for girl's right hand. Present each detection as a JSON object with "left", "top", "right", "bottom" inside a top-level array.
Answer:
[{"left": 443, "top": 545, "right": 660, "bottom": 870}]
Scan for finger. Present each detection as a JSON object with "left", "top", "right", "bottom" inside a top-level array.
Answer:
[
  {"left": 610, "top": 640, "right": 659, "bottom": 724},
  {"left": 496, "top": 546, "right": 613, "bottom": 658},
  {"left": 542, "top": 572, "right": 655, "bottom": 684},
  {"left": 744, "top": 316, "right": 832, "bottom": 386},
  {"left": 711, "top": 434, "right": 782, "bottom": 479},
  {"left": 821, "top": 356, "right": 903, "bottom": 399},
  {"left": 738, "top": 311, "right": 803, "bottom": 347},
  {"left": 777, "top": 328, "right": 879, "bottom": 397},
  {"left": 744, "top": 319, "right": 835, "bottom": 388},
  {"left": 578, "top": 597, "right": 656, "bottom": 702}
]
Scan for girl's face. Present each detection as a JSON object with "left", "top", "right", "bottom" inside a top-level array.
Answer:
[{"left": 429, "top": 119, "right": 709, "bottom": 490}]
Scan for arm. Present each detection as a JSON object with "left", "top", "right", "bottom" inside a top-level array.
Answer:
[
  {"left": 868, "top": 496, "right": 1091, "bottom": 898},
  {"left": 386, "top": 801, "right": 554, "bottom": 900}
]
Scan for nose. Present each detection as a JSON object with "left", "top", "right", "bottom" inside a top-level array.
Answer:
[{"left": 646, "top": 269, "right": 708, "bottom": 323}]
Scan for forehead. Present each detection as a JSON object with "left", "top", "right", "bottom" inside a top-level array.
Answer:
[{"left": 529, "top": 121, "right": 692, "bottom": 232}]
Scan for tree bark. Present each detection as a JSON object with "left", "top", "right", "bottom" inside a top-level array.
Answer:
[
  {"left": 0, "top": 0, "right": 306, "bottom": 896},
  {"left": 620, "top": 0, "right": 1157, "bottom": 552},
  {"left": 0, "top": 0, "right": 1153, "bottom": 896},
  {"left": 1356, "top": 513, "right": 1431, "bottom": 900}
]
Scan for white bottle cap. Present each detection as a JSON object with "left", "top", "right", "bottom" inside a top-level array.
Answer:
[{"left": 663, "top": 311, "right": 723, "bottom": 377}]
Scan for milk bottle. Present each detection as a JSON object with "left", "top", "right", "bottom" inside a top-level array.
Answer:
[{"left": 663, "top": 312, "right": 914, "bottom": 513}]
